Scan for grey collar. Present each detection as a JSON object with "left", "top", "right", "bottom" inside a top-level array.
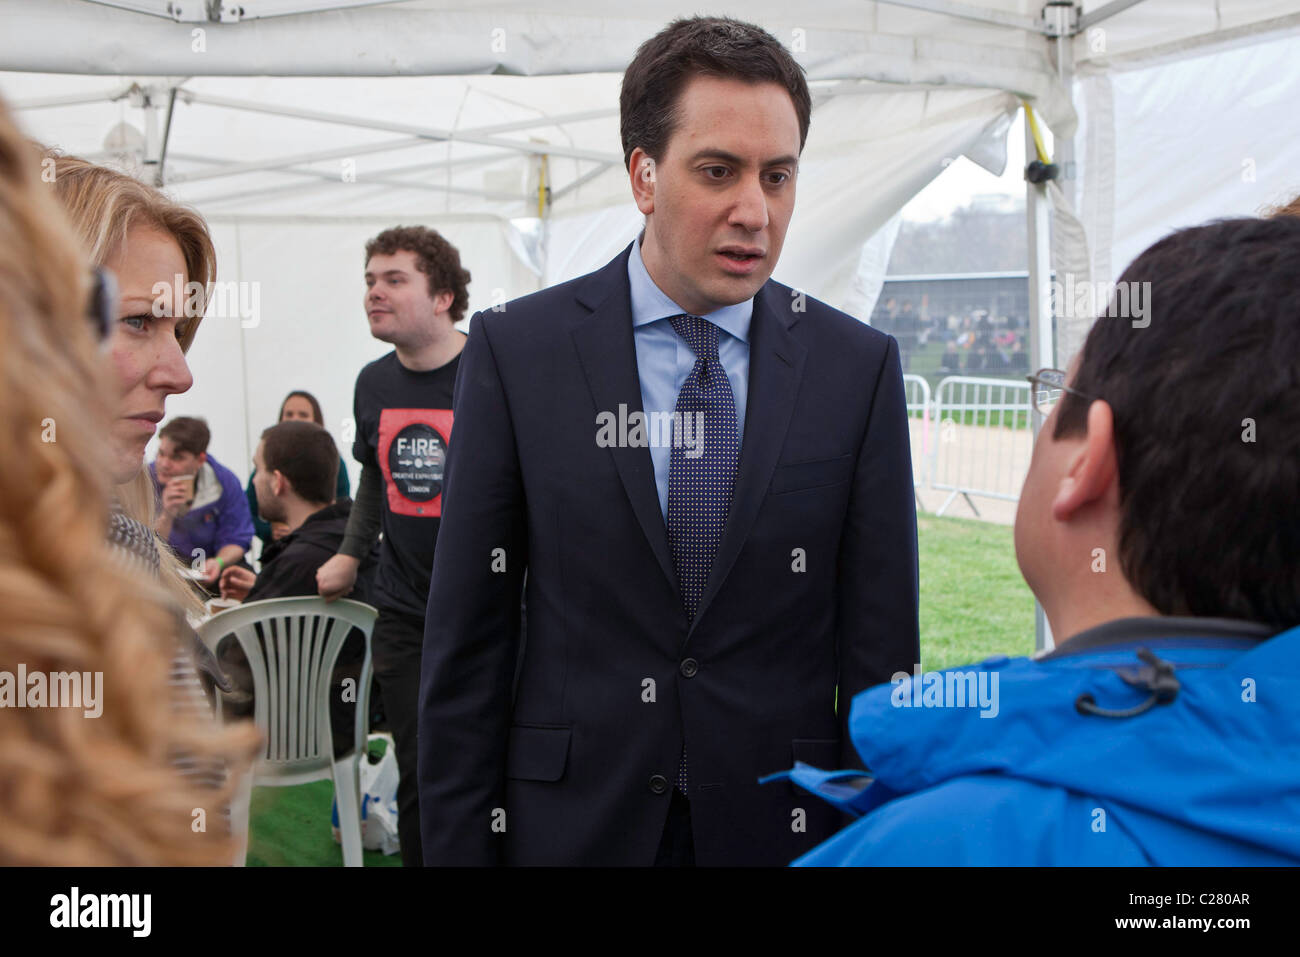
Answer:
[{"left": 1040, "top": 615, "right": 1276, "bottom": 660}]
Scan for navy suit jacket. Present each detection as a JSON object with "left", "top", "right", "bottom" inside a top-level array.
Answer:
[{"left": 419, "top": 244, "right": 919, "bottom": 866}]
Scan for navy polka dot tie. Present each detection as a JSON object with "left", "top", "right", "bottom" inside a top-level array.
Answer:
[{"left": 666, "top": 315, "right": 739, "bottom": 794}]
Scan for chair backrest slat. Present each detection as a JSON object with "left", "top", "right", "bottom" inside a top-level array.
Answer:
[
  {"left": 277, "top": 617, "right": 291, "bottom": 761},
  {"left": 299, "top": 615, "right": 316, "bottom": 759},
  {"left": 196, "top": 598, "right": 377, "bottom": 781},
  {"left": 262, "top": 619, "right": 279, "bottom": 760},
  {"left": 286, "top": 614, "right": 301, "bottom": 761},
  {"left": 304, "top": 615, "right": 324, "bottom": 758}
]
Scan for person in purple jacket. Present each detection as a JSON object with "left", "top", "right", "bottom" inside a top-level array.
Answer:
[{"left": 151, "top": 415, "right": 255, "bottom": 589}]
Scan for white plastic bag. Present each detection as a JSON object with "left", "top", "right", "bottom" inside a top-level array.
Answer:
[
  {"left": 332, "top": 733, "right": 401, "bottom": 856},
  {"left": 360, "top": 734, "right": 401, "bottom": 855}
]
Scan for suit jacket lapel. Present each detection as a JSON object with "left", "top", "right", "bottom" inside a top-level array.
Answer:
[
  {"left": 690, "top": 282, "right": 806, "bottom": 637},
  {"left": 569, "top": 247, "right": 680, "bottom": 596}
]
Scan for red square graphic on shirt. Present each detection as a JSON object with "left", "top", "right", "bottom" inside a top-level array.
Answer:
[{"left": 377, "top": 408, "right": 455, "bottom": 517}]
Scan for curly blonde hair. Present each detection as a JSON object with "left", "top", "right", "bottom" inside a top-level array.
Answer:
[
  {"left": 1266, "top": 193, "right": 1300, "bottom": 219},
  {"left": 0, "top": 98, "right": 257, "bottom": 865}
]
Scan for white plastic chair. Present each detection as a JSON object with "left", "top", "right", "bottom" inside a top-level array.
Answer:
[{"left": 197, "top": 596, "right": 377, "bottom": 867}]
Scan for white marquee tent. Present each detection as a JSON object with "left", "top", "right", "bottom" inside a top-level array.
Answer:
[{"left": 2, "top": 0, "right": 1298, "bottom": 497}]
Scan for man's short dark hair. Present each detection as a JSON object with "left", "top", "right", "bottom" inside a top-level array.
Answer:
[
  {"left": 159, "top": 416, "right": 210, "bottom": 456},
  {"left": 260, "top": 420, "right": 339, "bottom": 506},
  {"left": 1055, "top": 216, "right": 1300, "bottom": 627},
  {"left": 620, "top": 16, "right": 811, "bottom": 169},
  {"left": 365, "top": 225, "right": 471, "bottom": 323}
]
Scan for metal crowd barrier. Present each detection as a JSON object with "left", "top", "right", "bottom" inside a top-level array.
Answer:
[
  {"left": 927, "top": 376, "right": 1033, "bottom": 517},
  {"left": 901, "top": 374, "right": 932, "bottom": 507}
]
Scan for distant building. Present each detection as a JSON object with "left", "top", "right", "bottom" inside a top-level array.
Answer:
[
  {"left": 875, "top": 271, "right": 1029, "bottom": 328},
  {"left": 874, "top": 201, "right": 1044, "bottom": 382}
]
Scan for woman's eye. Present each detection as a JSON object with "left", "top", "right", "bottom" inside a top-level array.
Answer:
[
  {"left": 121, "top": 314, "right": 149, "bottom": 332},
  {"left": 175, "top": 320, "right": 193, "bottom": 341}
]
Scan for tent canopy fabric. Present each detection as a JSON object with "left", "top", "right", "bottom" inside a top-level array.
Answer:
[{"left": 2, "top": 0, "right": 1297, "bottom": 484}]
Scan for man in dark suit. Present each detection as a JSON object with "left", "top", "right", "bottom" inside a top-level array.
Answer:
[{"left": 419, "top": 15, "right": 919, "bottom": 866}]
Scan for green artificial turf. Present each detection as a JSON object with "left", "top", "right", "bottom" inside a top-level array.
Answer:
[
  {"left": 246, "top": 513, "right": 1034, "bottom": 865},
  {"left": 245, "top": 739, "right": 402, "bottom": 867}
]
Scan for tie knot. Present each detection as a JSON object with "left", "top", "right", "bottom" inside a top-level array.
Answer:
[{"left": 669, "top": 314, "right": 720, "bottom": 361}]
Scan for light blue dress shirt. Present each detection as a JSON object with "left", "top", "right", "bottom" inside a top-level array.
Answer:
[{"left": 627, "top": 233, "right": 752, "bottom": 520}]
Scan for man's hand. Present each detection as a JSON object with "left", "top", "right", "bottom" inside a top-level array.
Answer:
[
  {"left": 160, "top": 478, "right": 191, "bottom": 519},
  {"left": 317, "top": 553, "right": 360, "bottom": 602},
  {"left": 219, "top": 565, "right": 257, "bottom": 602}
]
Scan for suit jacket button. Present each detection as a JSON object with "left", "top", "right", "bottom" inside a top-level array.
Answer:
[
  {"left": 680, "top": 658, "right": 699, "bottom": 678},
  {"left": 649, "top": 774, "right": 668, "bottom": 795}
]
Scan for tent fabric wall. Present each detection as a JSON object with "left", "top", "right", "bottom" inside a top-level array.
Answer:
[
  {"left": 1075, "top": 26, "right": 1300, "bottom": 286},
  {"left": 0, "top": 0, "right": 1076, "bottom": 129},
  {"left": 3, "top": 0, "right": 1300, "bottom": 480},
  {"left": 171, "top": 82, "right": 1020, "bottom": 483},
  {"left": 2, "top": 67, "right": 1019, "bottom": 481},
  {"left": 185, "top": 216, "right": 533, "bottom": 491}
]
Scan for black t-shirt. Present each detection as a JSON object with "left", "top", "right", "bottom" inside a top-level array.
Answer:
[{"left": 352, "top": 350, "right": 459, "bottom": 619}]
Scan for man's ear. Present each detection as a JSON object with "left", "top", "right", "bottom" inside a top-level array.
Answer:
[
  {"left": 628, "top": 148, "right": 656, "bottom": 215},
  {"left": 271, "top": 470, "right": 288, "bottom": 498},
  {"left": 1051, "top": 399, "right": 1118, "bottom": 521},
  {"left": 197, "top": 451, "right": 208, "bottom": 468},
  {"left": 433, "top": 289, "right": 454, "bottom": 316}
]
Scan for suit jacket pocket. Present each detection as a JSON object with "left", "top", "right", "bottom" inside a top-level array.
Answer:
[
  {"left": 791, "top": 737, "right": 840, "bottom": 770},
  {"left": 771, "top": 454, "right": 854, "bottom": 495},
  {"left": 506, "top": 725, "right": 571, "bottom": 782}
]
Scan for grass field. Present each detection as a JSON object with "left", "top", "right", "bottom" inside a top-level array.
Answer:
[
  {"left": 246, "top": 512, "right": 1034, "bottom": 865},
  {"left": 916, "top": 513, "right": 1034, "bottom": 670}
]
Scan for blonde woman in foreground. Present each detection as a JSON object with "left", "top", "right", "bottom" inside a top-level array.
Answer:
[
  {"left": 0, "top": 97, "right": 256, "bottom": 865},
  {"left": 48, "top": 149, "right": 238, "bottom": 718}
]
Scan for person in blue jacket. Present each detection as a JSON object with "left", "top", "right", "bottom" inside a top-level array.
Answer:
[
  {"left": 769, "top": 215, "right": 1300, "bottom": 866},
  {"left": 151, "top": 415, "right": 255, "bottom": 590}
]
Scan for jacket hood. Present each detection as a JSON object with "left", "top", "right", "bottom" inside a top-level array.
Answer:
[{"left": 842, "top": 624, "right": 1300, "bottom": 860}]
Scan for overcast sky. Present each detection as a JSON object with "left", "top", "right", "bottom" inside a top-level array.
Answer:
[{"left": 902, "top": 108, "right": 1058, "bottom": 222}]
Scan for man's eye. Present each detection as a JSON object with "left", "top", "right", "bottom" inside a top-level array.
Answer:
[
  {"left": 703, "top": 166, "right": 729, "bottom": 179},
  {"left": 766, "top": 172, "right": 789, "bottom": 186}
]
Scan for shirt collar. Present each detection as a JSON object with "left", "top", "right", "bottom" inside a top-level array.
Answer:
[
  {"left": 1039, "top": 615, "right": 1276, "bottom": 660},
  {"left": 627, "top": 232, "right": 752, "bottom": 343}
]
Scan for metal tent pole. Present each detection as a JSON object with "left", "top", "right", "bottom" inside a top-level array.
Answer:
[
  {"left": 1025, "top": 111, "right": 1055, "bottom": 655},
  {"left": 1025, "top": 0, "right": 1091, "bottom": 654}
]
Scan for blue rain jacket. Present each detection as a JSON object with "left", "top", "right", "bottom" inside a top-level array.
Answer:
[{"left": 767, "top": 623, "right": 1300, "bottom": 865}]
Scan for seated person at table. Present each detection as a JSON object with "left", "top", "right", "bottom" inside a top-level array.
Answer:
[
  {"left": 244, "top": 390, "right": 352, "bottom": 551},
  {"left": 151, "top": 415, "right": 254, "bottom": 590},
  {"left": 222, "top": 420, "right": 375, "bottom": 604},
  {"left": 779, "top": 216, "right": 1300, "bottom": 865},
  {"left": 217, "top": 420, "right": 377, "bottom": 758}
]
